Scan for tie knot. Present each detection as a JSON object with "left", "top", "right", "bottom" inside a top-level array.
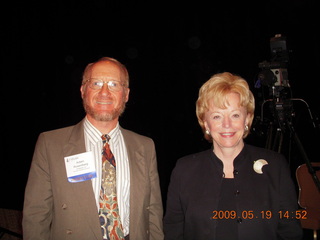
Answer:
[{"left": 101, "top": 134, "right": 111, "bottom": 144}]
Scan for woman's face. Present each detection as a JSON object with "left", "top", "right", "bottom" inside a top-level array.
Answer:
[{"left": 204, "top": 92, "right": 250, "bottom": 152}]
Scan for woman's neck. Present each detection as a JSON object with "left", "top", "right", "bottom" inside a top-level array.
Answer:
[{"left": 213, "top": 142, "right": 244, "bottom": 178}]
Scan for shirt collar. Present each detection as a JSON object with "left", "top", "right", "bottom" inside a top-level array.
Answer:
[{"left": 84, "top": 117, "right": 120, "bottom": 144}]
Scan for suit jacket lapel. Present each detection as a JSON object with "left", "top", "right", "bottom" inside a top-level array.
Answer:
[
  {"left": 63, "top": 119, "right": 102, "bottom": 240},
  {"left": 121, "top": 127, "right": 145, "bottom": 193},
  {"left": 121, "top": 128, "right": 146, "bottom": 237}
]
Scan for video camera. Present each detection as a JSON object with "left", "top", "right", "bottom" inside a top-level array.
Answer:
[
  {"left": 257, "top": 34, "right": 290, "bottom": 89},
  {"left": 255, "top": 34, "right": 293, "bottom": 125}
]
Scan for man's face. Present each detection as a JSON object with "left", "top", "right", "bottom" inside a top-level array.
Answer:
[{"left": 80, "top": 61, "right": 129, "bottom": 122}]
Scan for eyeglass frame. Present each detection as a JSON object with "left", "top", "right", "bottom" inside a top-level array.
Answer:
[{"left": 82, "top": 78, "right": 128, "bottom": 92}]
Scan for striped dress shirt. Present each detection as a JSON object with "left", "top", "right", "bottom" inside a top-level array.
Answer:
[{"left": 83, "top": 117, "right": 130, "bottom": 236}]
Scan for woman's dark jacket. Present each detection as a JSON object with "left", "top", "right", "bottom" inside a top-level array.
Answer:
[{"left": 164, "top": 144, "right": 303, "bottom": 240}]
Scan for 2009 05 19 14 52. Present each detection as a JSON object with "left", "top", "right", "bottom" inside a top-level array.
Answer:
[{"left": 212, "top": 210, "right": 307, "bottom": 220}]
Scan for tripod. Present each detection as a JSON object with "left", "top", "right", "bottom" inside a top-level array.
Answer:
[{"left": 261, "top": 97, "right": 320, "bottom": 193}]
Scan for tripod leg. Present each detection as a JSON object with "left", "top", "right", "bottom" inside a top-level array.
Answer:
[
  {"left": 265, "top": 122, "right": 274, "bottom": 150},
  {"left": 277, "top": 129, "right": 284, "bottom": 154},
  {"left": 272, "top": 128, "right": 281, "bottom": 152}
]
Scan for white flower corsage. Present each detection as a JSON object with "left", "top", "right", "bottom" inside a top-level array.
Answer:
[{"left": 253, "top": 159, "right": 268, "bottom": 174}]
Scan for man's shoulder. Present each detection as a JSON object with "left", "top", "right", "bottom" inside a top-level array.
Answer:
[
  {"left": 120, "top": 127, "right": 152, "bottom": 140},
  {"left": 39, "top": 120, "right": 83, "bottom": 140}
]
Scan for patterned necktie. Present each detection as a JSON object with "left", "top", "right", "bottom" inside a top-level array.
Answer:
[{"left": 99, "top": 134, "right": 125, "bottom": 240}]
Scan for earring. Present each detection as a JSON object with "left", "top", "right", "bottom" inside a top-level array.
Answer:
[
  {"left": 245, "top": 125, "right": 249, "bottom": 131},
  {"left": 205, "top": 130, "right": 210, "bottom": 135}
]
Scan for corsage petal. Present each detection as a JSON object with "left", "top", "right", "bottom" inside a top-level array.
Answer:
[{"left": 253, "top": 159, "right": 268, "bottom": 174}]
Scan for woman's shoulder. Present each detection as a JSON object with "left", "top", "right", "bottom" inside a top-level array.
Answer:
[
  {"left": 245, "top": 144, "right": 284, "bottom": 157},
  {"left": 175, "top": 148, "right": 215, "bottom": 167},
  {"left": 244, "top": 144, "right": 288, "bottom": 166}
]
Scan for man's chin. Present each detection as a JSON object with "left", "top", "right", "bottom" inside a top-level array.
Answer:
[
  {"left": 91, "top": 112, "right": 117, "bottom": 122},
  {"left": 86, "top": 109, "right": 125, "bottom": 122},
  {"left": 83, "top": 102, "right": 125, "bottom": 122}
]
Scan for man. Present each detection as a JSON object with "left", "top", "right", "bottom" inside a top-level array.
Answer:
[{"left": 23, "top": 57, "right": 164, "bottom": 240}]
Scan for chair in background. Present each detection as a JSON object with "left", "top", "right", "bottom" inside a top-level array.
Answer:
[
  {"left": 296, "top": 162, "right": 320, "bottom": 240},
  {"left": 0, "top": 208, "right": 22, "bottom": 240}
]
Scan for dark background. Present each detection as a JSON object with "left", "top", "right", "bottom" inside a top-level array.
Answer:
[{"left": 1, "top": 0, "right": 319, "bottom": 224}]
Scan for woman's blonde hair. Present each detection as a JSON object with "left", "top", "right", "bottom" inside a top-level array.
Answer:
[{"left": 196, "top": 72, "right": 255, "bottom": 141}]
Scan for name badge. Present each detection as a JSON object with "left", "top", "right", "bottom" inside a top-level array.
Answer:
[{"left": 64, "top": 152, "right": 96, "bottom": 183}]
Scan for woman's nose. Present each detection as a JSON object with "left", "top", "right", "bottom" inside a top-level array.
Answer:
[{"left": 222, "top": 117, "right": 230, "bottom": 128}]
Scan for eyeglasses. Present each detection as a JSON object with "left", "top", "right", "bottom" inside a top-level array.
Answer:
[{"left": 83, "top": 78, "right": 126, "bottom": 92}]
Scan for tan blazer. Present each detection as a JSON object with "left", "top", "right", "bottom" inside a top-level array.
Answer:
[{"left": 23, "top": 119, "right": 164, "bottom": 240}]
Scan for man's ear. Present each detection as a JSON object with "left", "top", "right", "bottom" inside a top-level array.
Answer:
[
  {"left": 125, "top": 88, "right": 130, "bottom": 102},
  {"left": 80, "top": 85, "right": 85, "bottom": 99}
]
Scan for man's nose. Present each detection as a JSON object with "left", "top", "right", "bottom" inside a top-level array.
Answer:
[{"left": 99, "top": 83, "right": 111, "bottom": 95}]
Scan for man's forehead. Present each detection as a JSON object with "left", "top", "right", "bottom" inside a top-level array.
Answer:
[
  {"left": 90, "top": 61, "right": 122, "bottom": 76},
  {"left": 92, "top": 60, "right": 120, "bottom": 70}
]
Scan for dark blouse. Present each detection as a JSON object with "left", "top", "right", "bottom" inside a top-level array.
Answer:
[{"left": 216, "top": 178, "right": 238, "bottom": 240}]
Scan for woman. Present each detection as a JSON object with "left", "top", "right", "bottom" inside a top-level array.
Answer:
[{"left": 163, "top": 72, "right": 302, "bottom": 240}]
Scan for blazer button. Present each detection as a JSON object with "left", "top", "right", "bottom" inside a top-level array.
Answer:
[
  {"left": 66, "top": 229, "right": 73, "bottom": 234},
  {"left": 233, "top": 169, "right": 239, "bottom": 175},
  {"left": 62, "top": 203, "right": 67, "bottom": 209},
  {"left": 235, "top": 190, "right": 240, "bottom": 196},
  {"left": 237, "top": 218, "right": 242, "bottom": 223}
]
